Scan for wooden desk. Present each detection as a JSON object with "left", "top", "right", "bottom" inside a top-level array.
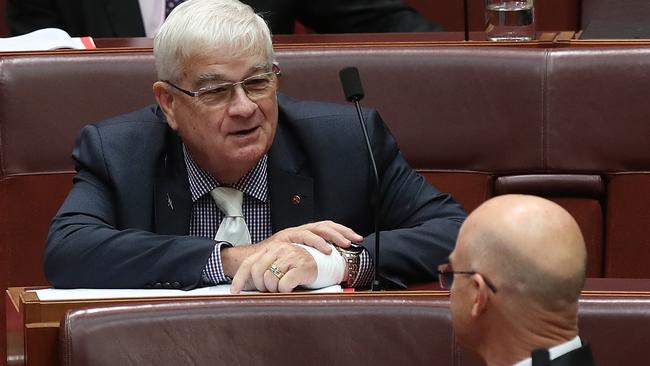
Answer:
[
  {"left": 58, "top": 32, "right": 650, "bottom": 51},
  {"left": 7, "top": 279, "right": 650, "bottom": 366},
  {"left": 49, "top": 32, "right": 650, "bottom": 53},
  {"left": 6, "top": 285, "right": 447, "bottom": 366},
  {"left": 91, "top": 32, "right": 562, "bottom": 51}
]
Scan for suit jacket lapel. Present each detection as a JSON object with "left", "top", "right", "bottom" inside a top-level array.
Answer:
[
  {"left": 154, "top": 118, "right": 192, "bottom": 235},
  {"left": 268, "top": 116, "right": 314, "bottom": 231},
  {"left": 154, "top": 104, "right": 315, "bottom": 235}
]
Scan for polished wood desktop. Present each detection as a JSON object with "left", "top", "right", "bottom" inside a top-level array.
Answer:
[
  {"left": 93, "top": 33, "right": 650, "bottom": 51},
  {"left": 90, "top": 32, "right": 565, "bottom": 53},
  {"left": 8, "top": 31, "right": 650, "bottom": 60},
  {"left": 14, "top": 31, "right": 650, "bottom": 60}
]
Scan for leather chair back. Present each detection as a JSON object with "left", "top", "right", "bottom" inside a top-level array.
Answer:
[
  {"left": 60, "top": 298, "right": 467, "bottom": 366},
  {"left": 60, "top": 294, "right": 650, "bottom": 366}
]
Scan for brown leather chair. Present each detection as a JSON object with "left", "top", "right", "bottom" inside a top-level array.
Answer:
[
  {"left": 545, "top": 47, "right": 650, "bottom": 277},
  {"left": 59, "top": 294, "right": 650, "bottom": 366},
  {"left": 579, "top": 296, "right": 650, "bottom": 365},
  {"left": 59, "top": 298, "right": 467, "bottom": 366}
]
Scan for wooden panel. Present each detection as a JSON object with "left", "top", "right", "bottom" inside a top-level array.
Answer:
[
  {"left": 2, "top": 175, "right": 73, "bottom": 288},
  {"left": 1, "top": 174, "right": 71, "bottom": 366},
  {"left": 550, "top": 198, "right": 604, "bottom": 277},
  {"left": 419, "top": 171, "right": 493, "bottom": 214},
  {"left": 5, "top": 289, "right": 24, "bottom": 366},
  {"left": 605, "top": 175, "right": 650, "bottom": 277},
  {"left": 25, "top": 325, "right": 58, "bottom": 366}
]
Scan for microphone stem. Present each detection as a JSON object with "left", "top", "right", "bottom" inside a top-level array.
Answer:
[
  {"left": 463, "top": 0, "right": 469, "bottom": 42},
  {"left": 353, "top": 100, "right": 382, "bottom": 291}
]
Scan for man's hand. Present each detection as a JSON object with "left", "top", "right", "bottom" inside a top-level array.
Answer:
[
  {"left": 230, "top": 243, "right": 316, "bottom": 293},
  {"left": 264, "top": 220, "right": 363, "bottom": 254},
  {"left": 227, "top": 220, "right": 362, "bottom": 293}
]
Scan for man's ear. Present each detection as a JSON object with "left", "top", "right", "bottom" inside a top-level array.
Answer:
[
  {"left": 153, "top": 81, "right": 179, "bottom": 130},
  {"left": 470, "top": 274, "right": 490, "bottom": 318}
]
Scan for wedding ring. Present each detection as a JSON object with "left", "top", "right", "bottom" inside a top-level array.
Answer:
[{"left": 268, "top": 264, "right": 285, "bottom": 280}]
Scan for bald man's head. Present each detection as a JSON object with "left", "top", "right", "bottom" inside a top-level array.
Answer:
[{"left": 452, "top": 194, "right": 587, "bottom": 310}]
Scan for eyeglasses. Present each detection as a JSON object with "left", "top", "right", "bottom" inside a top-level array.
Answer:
[
  {"left": 162, "top": 64, "right": 281, "bottom": 109},
  {"left": 437, "top": 263, "right": 498, "bottom": 293}
]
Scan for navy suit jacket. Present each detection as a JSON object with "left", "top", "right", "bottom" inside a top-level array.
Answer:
[
  {"left": 45, "top": 95, "right": 466, "bottom": 290},
  {"left": 7, "top": 0, "right": 443, "bottom": 37}
]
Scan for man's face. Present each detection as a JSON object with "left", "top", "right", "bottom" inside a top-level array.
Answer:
[{"left": 164, "top": 53, "right": 278, "bottom": 183}]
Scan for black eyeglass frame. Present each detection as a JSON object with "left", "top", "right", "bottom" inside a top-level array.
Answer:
[
  {"left": 162, "top": 64, "right": 281, "bottom": 105},
  {"left": 437, "top": 263, "right": 498, "bottom": 293}
]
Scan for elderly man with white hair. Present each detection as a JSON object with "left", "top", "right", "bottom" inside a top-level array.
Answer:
[{"left": 44, "top": 0, "right": 465, "bottom": 293}]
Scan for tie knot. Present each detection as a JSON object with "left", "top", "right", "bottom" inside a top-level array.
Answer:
[{"left": 210, "top": 187, "right": 244, "bottom": 217}]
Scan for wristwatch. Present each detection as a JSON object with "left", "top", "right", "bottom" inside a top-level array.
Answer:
[{"left": 335, "top": 243, "right": 363, "bottom": 287}]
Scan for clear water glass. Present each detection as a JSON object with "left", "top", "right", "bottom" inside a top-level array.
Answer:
[{"left": 485, "top": 0, "right": 535, "bottom": 41}]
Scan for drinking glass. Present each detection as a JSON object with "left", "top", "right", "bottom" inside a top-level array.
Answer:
[{"left": 485, "top": 0, "right": 535, "bottom": 41}]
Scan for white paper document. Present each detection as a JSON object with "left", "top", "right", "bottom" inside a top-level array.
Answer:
[
  {"left": 0, "top": 28, "right": 95, "bottom": 52},
  {"left": 32, "top": 284, "right": 342, "bottom": 301}
]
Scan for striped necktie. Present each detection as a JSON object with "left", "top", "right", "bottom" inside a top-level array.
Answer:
[{"left": 210, "top": 187, "right": 252, "bottom": 246}]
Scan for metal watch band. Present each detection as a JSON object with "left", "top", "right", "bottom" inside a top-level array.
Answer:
[{"left": 336, "top": 246, "right": 361, "bottom": 287}]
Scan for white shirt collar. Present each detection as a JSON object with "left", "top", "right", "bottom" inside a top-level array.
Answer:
[{"left": 512, "top": 336, "right": 582, "bottom": 366}]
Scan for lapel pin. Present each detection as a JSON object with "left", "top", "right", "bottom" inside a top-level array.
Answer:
[
  {"left": 166, "top": 193, "right": 174, "bottom": 211},
  {"left": 291, "top": 195, "right": 301, "bottom": 205}
]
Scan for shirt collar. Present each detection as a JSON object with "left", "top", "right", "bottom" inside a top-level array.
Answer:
[
  {"left": 513, "top": 336, "right": 582, "bottom": 366},
  {"left": 183, "top": 145, "right": 269, "bottom": 203}
]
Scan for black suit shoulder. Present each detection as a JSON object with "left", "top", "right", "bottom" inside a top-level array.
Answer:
[
  {"left": 277, "top": 94, "right": 392, "bottom": 143},
  {"left": 90, "top": 104, "right": 164, "bottom": 129},
  {"left": 278, "top": 93, "right": 358, "bottom": 120},
  {"left": 277, "top": 93, "right": 400, "bottom": 171},
  {"left": 74, "top": 105, "right": 168, "bottom": 181}
]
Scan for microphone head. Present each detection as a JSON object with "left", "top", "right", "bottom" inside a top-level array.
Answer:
[{"left": 339, "top": 67, "right": 365, "bottom": 102}]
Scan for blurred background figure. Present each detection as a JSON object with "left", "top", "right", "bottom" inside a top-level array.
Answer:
[
  {"left": 440, "top": 195, "right": 596, "bottom": 366},
  {"left": 7, "top": 0, "right": 443, "bottom": 37}
]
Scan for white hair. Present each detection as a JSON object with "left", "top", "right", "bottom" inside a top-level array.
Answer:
[{"left": 154, "top": 0, "right": 275, "bottom": 82}]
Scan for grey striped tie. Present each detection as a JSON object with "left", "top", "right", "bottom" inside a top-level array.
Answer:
[{"left": 210, "top": 187, "right": 252, "bottom": 246}]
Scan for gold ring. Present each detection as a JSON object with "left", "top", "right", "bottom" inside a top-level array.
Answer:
[{"left": 268, "top": 264, "right": 285, "bottom": 280}]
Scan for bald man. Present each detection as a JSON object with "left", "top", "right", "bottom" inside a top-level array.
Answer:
[{"left": 440, "top": 195, "right": 595, "bottom": 366}]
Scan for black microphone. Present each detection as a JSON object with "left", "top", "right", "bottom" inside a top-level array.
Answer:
[{"left": 339, "top": 66, "right": 382, "bottom": 291}]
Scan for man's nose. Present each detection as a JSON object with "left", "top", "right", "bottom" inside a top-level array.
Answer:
[{"left": 227, "top": 84, "right": 257, "bottom": 116}]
